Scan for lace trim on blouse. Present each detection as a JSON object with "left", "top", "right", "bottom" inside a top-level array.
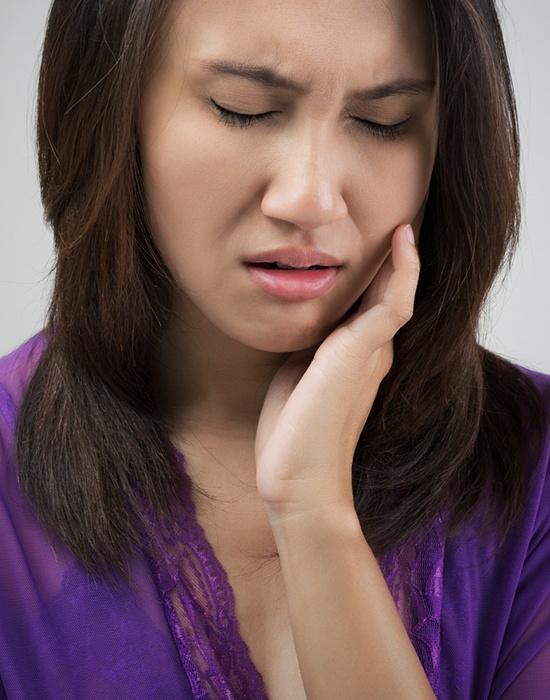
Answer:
[{"left": 148, "top": 451, "right": 445, "bottom": 698}]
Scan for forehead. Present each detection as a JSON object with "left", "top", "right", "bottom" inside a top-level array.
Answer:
[{"left": 165, "top": 0, "right": 433, "bottom": 88}]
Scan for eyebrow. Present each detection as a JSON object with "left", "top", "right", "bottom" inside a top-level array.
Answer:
[
  {"left": 351, "top": 78, "right": 435, "bottom": 101},
  {"left": 197, "top": 59, "right": 305, "bottom": 92},
  {"left": 195, "top": 59, "right": 434, "bottom": 100}
]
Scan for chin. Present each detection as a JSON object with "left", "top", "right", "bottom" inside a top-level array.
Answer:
[{"left": 240, "top": 318, "right": 340, "bottom": 354}]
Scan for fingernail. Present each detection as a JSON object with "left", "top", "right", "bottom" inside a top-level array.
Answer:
[{"left": 405, "top": 225, "right": 415, "bottom": 245}]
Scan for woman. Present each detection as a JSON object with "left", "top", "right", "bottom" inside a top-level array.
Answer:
[{"left": 0, "top": 0, "right": 548, "bottom": 698}]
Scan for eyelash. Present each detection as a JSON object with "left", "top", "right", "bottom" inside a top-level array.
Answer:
[
  {"left": 211, "top": 99, "right": 272, "bottom": 129},
  {"left": 210, "top": 98, "right": 409, "bottom": 141},
  {"left": 351, "top": 116, "right": 410, "bottom": 141}
]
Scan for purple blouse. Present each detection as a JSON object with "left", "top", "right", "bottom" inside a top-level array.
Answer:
[{"left": 0, "top": 335, "right": 548, "bottom": 699}]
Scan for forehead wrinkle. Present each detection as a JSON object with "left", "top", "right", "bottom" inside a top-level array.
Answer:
[
  {"left": 168, "top": 0, "right": 434, "bottom": 104},
  {"left": 193, "top": 58, "right": 309, "bottom": 94},
  {"left": 350, "top": 78, "right": 436, "bottom": 102},
  {"left": 192, "top": 57, "right": 434, "bottom": 109}
]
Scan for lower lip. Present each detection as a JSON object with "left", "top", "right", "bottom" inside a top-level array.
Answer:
[{"left": 246, "top": 265, "right": 339, "bottom": 301}]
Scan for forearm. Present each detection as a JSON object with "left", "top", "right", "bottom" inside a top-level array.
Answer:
[{"left": 270, "top": 508, "right": 436, "bottom": 700}]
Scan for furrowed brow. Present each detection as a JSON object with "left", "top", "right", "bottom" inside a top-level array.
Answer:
[
  {"left": 196, "top": 59, "right": 434, "bottom": 101},
  {"left": 351, "top": 78, "right": 435, "bottom": 101},
  {"left": 196, "top": 59, "right": 306, "bottom": 93}
]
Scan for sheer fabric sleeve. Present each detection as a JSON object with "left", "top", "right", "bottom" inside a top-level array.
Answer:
[
  {"left": 495, "top": 541, "right": 550, "bottom": 698},
  {"left": 492, "top": 520, "right": 550, "bottom": 698},
  {"left": 499, "top": 617, "right": 550, "bottom": 699},
  {"left": 489, "top": 388, "right": 550, "bottom": 700},
  {"left": 0, "top": 338, "right": 194, "bottom": 700}
]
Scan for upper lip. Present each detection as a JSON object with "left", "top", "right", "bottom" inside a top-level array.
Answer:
[{"left": 245, "top": 247, "right": 342, "bottom": 268}]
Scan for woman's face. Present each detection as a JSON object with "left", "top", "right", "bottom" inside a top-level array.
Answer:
[{"left": 140, "top": 0, "right": 438, "bottom": 353}]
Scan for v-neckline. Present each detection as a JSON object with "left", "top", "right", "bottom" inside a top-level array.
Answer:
[
  {"left": 147, "top": 448, "right": 445, "bottom": 698},
  {"left": 148, "top": 449, "right": 270, "bottom": 699}
]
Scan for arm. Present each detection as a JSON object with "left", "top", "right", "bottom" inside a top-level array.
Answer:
[
  {"left": 256, "top": 224, "right": 436, "bottom": 699},
  {"left": 271, "top": 508, "right": 436, "bottom": 699},
  {"left": 491, "top": 427, "right": 550, "bottom": 700}
]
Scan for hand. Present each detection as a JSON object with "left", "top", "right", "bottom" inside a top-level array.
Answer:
[{"left": 255, "top": 223, "right": 420, "bottom": 523}]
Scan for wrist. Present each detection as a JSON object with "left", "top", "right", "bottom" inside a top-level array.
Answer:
[{"left": 267, "top": 503, "right": 364, "bottom": 554}]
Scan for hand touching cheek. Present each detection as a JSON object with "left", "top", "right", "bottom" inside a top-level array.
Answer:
[{"left": 256, "top": 224, "right": 420, "bottom": 522}]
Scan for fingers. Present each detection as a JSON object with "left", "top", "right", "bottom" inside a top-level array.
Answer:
[
  {"left": 359, "top": 252, "right": 393, "bottom": 313},
  {"left": 380, "top": 224, "right": 420, "bottom": 328},
  {"left": 354, "top": 223, "right": 418, "bottom": 318},
  {"left": 310, "top": 222, "right": 419, "bottom": 401},
  {"left": 339, "top": 224, "right": 419, "bottom": 354}
]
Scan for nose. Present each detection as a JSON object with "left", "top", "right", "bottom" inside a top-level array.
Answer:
[{"left": 260, "top": 125, "right": 348, "bottom": 231}]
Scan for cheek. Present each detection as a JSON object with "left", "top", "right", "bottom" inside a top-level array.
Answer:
[
  {"left": 372, "top": 147, "right": 433, "bottom": 223},
  {"left": 141, "top": 107, "right": 258, "bottom": 240},
  {"left": 350, "top": 123, "right": 437, "bottom": 236}
]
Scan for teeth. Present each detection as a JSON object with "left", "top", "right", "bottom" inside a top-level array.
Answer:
[
  {"left": 254, "top": 262, "right": 325, "bottom": 270},
  {"left": 274, "top": 263, "right": 324, "bottom": 270}
]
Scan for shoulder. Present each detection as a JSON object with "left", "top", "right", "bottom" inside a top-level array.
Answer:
[
  {"left": 517, "top": 365, "right": 550, "bottom": 557},
  {"left": 483, "top": 365, "right": 550, "bottom": 697},
  {"left": 518, "top": 366, "right": 550, "bottom": 551},
  {"left": 0, "top": 333, "right": 47, "bottom": 424},
  {"left": 0, "top": 333, "right": 47, "bottom": 490},
  {"left": 0, "top": 337, "right": 191, "bottom": 699},
  {"left": 516, "top": 365, "right": 550, "bottom": 488},
  {"left": 440, "top": 363, "right": 550, "bottom": 698},
  {"left": 519, "top": 364, "right": 550, "bottom": 411}
]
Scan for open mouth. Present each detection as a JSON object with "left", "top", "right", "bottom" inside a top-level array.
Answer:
[
  {"left": 251, "top": 262, "right": 328, "bottom": 271},
  {"left": 246, "top": 261, "right": 340, "bottom": 300}
]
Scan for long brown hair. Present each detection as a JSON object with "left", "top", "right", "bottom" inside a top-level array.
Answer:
[{"left": 16, "top": 0, "right": 546, "bottom": 575}]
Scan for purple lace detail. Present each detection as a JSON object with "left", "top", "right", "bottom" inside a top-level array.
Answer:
[
  {"left": 147, "top": 448, "right": 445, "bottom": 699},
  {"left": 147, "top": 451, "right": 269, "bottom": 700},
  {"left": 379, "top": 516, "right": 446, "bottom": 696}
]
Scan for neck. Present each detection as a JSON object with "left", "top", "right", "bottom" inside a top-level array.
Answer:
[{"left": 154, "top": 309, "right": 287, "bottom": 439}]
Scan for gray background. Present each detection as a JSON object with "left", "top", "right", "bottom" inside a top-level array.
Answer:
[{"left": 1, "top": 1, "right": 549, "bottom": 372}]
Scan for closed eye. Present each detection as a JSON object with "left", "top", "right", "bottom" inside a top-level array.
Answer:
[
  {"left": 210, "top": 98, "right": 274, "bottom": 128},
  {"left": 350, "top": 115, "right": 411, "bottom": 141},
  {"left": 211, "top": 97, "right": 410, "bottom": 141}
]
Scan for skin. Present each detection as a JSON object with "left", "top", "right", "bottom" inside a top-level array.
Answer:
[{"left": 140, "top": 0, "right": 439, "bottom": 697}]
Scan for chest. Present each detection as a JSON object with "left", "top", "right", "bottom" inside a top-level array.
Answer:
[
  {"left": 179, "top": 439, "right": 307, "bottom": 700},
  {"left": 194, "top": 488, "right": 307, "bottom": 700}
]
